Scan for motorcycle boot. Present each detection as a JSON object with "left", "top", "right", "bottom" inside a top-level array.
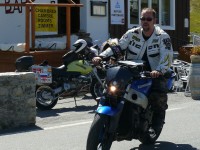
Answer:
[{"left": 151, "top": 110, "right": 166, "bottom": 133}]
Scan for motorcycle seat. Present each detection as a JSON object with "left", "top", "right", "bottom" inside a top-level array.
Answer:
[{"left": 52, "top": 66, "right": 81, "bottom": 77}]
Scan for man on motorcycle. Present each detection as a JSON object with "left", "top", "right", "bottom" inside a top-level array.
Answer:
[{"left": 92, "top": 8, "right": 173, "bottom": 133}]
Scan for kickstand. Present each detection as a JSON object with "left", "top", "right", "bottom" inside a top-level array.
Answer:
[{"left": 73, "top": 96, "right": 78, "bottom": 107}]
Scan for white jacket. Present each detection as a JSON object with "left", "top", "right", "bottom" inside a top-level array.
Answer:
[{"left": 100, "top": 25, "right": 173, "bottom": 74}]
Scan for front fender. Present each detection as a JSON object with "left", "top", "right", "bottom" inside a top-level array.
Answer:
[{"left": 96, "top": 106, "right": 120, "bottom": 116}]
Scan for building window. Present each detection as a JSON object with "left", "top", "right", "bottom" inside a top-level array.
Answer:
[
  {"left": 161, "top": 0, "right": 171, "bottom": 26},
  {"left": 128, "top": 0, "right": 175, "bottom": 30},
  {"left": 129, "top": 0, "right": 139, "bottom": 24},
  {"left": 90, "top": 1, "right": 107, "bottom": 16}
]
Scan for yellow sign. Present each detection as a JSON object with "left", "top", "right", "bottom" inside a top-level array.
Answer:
[{"left": 35, "top": 6, "right": 57, "bottom": 32}]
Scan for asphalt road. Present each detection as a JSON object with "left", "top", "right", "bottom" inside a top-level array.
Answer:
[{"left": 0, "top": 92, "right": 200, "bottom": 150}]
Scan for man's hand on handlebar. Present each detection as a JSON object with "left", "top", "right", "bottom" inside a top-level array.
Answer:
[
  {"left": 92, "top": 57, "right": 102, "bottom": 65},
  {"left": 150, "top": 70, "right": 163, "bottom": 78}
]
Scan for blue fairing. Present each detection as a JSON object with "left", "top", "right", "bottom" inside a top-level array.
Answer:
[
  {"left": 167, "top": 72, "right": 176, "bottom": 90},
  {"left": 96, "top": 106, "right": 120, "bottom": 116},
  {"left": 130, "top": 79, "right": 152, "bottom": 95},
  {"left": 167, "top": 77, "right": 175, "bottom": 90}
]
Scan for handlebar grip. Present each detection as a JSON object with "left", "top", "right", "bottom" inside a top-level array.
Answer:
[
  {"left": 142, "top": 71, "right": 151, "bottom": 77},
  {"left": 142, "top": 71, "right": 173, "bottom": 79}
]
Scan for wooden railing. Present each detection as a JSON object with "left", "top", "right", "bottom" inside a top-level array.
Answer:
[{"left": 0, "top": 2, "right": 83, "bottom": 53}]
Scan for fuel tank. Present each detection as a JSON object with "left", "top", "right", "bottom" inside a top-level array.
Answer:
[{"left": 67, "top": 60, "right": 92, "bottom": 75}]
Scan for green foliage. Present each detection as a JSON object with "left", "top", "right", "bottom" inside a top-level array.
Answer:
[{"left": 190, "top": 0, "right": 200, "bottom": 34}]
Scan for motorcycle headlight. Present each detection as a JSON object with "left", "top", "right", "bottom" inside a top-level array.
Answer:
[
  {"left": 109, "top": 85, "right": 117, "bottom": 92},
  {"left": 108, "top": 81, "right": 118, "bottom": 94}
]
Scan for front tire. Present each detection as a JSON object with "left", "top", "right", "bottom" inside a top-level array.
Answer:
[
  {"left": 36, "top": 86, "right": 58, "bottom": 110},
  {"left": 86, "top": 114, "right": 113, "bottom": 150}
]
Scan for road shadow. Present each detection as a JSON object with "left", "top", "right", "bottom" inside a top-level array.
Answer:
[
  {"left": 130, "top": 141, "right": 199, "bottom": 150},
  {"left": 36, "top": 93, "right": 97, "bottom": 118},
  {"left": 0, "top": 95, "right": 97, "bottom": 135},
  {"left": 36, "top": 104, "right": 97, "bottom": 118},
  {"left": 59, "top": 93, "right": 94, "bottom": 100},
  {"left": 0, "top": 124, "right": 42, "bottom": 136}
]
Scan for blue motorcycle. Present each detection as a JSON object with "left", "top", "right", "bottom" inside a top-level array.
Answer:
[{"left": 86, "top": 60, "right": 175, "bottom": 150}]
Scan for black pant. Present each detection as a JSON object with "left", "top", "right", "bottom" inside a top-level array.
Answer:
[
  {"left": 148, "top": 77, "right": 168, "bottom": 129},
  {"left": 149, "top": 76, "right": 168, "bottom": 112}
]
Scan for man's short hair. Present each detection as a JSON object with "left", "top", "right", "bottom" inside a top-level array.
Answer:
[{"left": 141, "top": 8, "right": 156, "bottom": 18}]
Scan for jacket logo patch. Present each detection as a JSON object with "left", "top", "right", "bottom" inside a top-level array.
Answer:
[
  {"left": 163, "top": 38, "right": 171, "bottom": 50},
  {"left": 148, "top": 44, "right": 159, "bottom": 50},
  {"left": 132, "top": 35, "right": 140, "bottom": 42},
  {"left": 122, "top": 34, "right": 128, "bottom": 39},
  {"left": 129, "top": 40, "right": 141, "bottom": 49},
  {"left": 152, "top": 39, "right": 159, "bottom": 43}
]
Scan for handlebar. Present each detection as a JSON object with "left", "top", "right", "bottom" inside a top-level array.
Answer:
[
  {"left": 140, "top": 71, "right": 151, "bottom": 78},
  {"left": 140, "top": 70, "right": 173, "bottom": 79}
]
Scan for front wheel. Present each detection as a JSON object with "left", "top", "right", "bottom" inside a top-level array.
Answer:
[
  {"left": 86, "top": 114, "right": 113, "bottom": 150},
  {"left": 36, "top": 86, "right": 58, "bottom": 110}
]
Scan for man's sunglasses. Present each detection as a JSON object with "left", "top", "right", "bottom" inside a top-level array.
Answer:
[{"left": 140, "top": 17, "right": 153, "bottom": 22}]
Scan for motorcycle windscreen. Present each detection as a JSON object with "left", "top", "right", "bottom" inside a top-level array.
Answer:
[{"left": 106, "top": 66, "right": 135, "bottom": 88}]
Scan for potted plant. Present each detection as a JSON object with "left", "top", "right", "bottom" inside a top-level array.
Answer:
[
  {"left": 189, "top": 46, "right": 200, "bottom": 100},
  {"left": 190, "top": 46, "right": 200, "bottom": 63}
]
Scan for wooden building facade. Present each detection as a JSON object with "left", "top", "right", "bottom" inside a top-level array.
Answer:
[
  {"left": 0, "top": 0, "right": 190, "bottom": 72},
  {"left": 0, "top": 1, "right": 83, "bottom": 72}
]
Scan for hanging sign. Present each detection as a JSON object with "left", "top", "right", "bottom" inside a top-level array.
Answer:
[
  {"left": 110, "top": 0, "right": 125, "bottom": 25},
  {"left": 35, "top": 6, "right": 58, "bottom": 32}
]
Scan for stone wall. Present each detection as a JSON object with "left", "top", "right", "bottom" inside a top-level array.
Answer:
[{"left": 0, "top": 72, "right": 36, "bottom": 130}]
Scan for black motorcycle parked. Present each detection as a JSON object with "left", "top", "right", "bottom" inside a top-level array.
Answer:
[{"left": 15, "top": 39, "right": 104, "bottom": 110}]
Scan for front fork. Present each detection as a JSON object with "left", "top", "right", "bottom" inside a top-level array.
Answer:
[
  {"left": 97, "top": 97, "right": 125, "bottom": 133},
  {"left": 91, "top": 68, "right": 104, "bottom": 87}
]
